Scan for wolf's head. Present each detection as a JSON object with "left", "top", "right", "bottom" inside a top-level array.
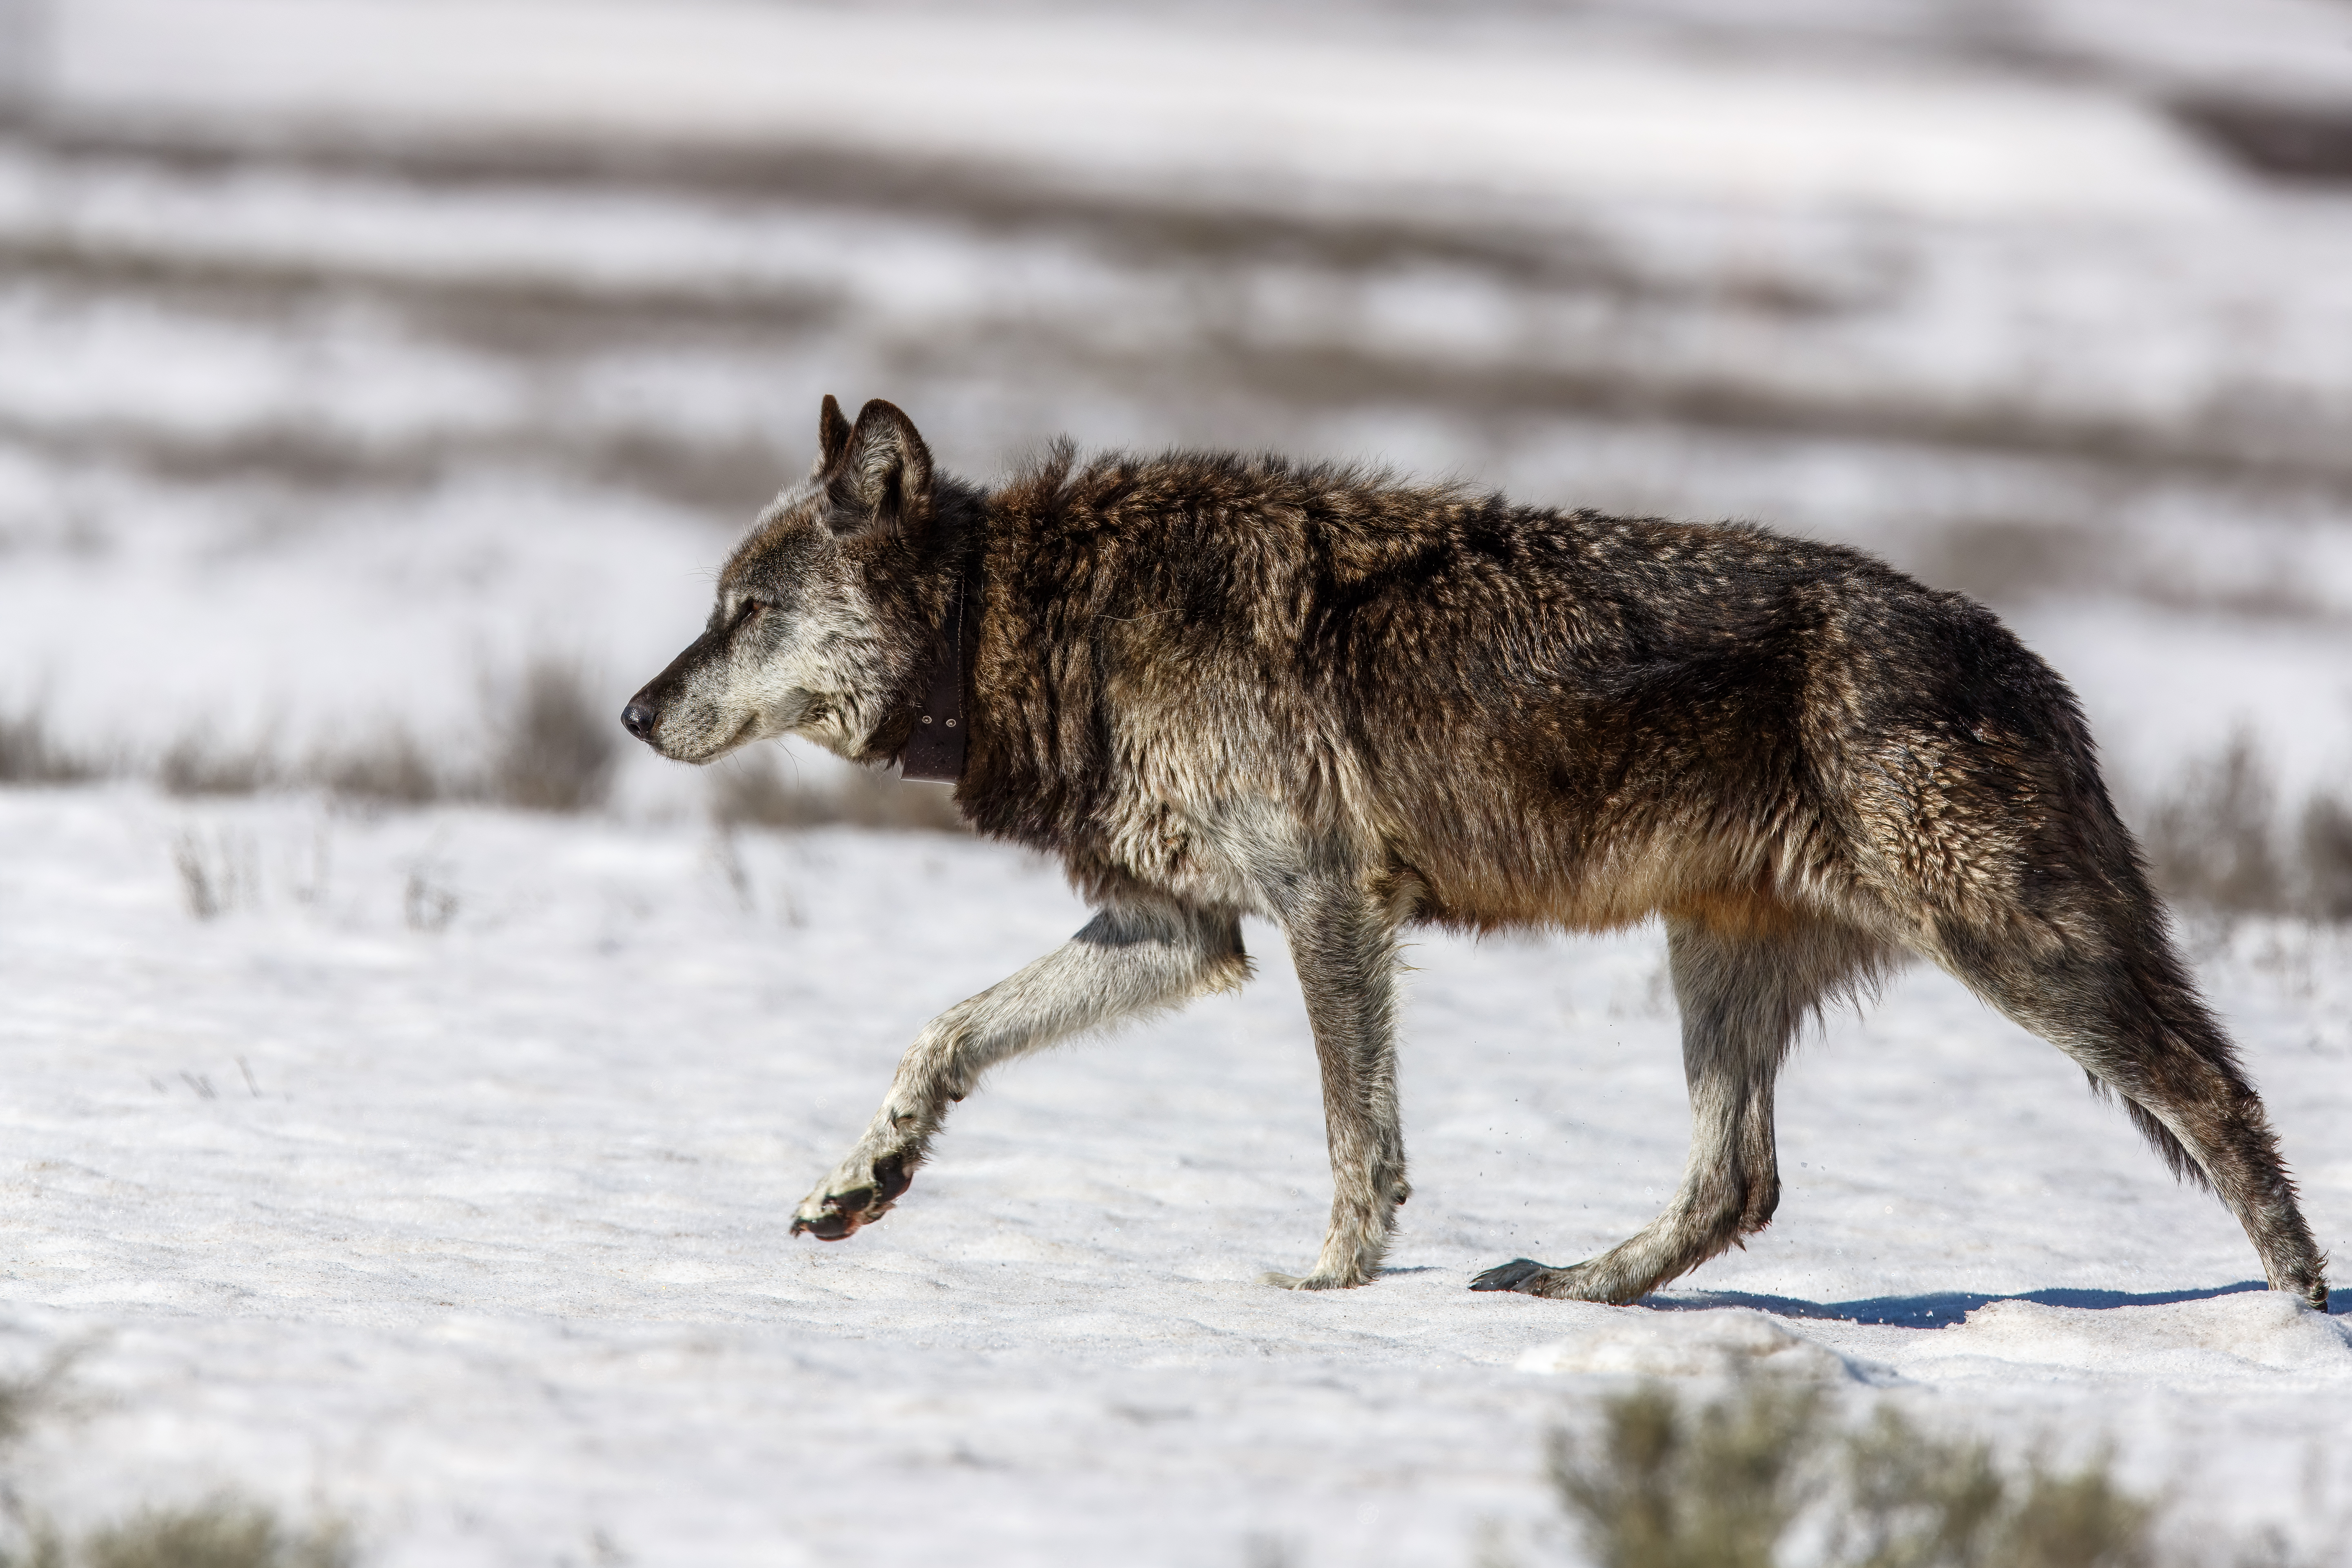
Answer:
[{"left": 621, "top": 396, "right": 941, "bottom": 766}]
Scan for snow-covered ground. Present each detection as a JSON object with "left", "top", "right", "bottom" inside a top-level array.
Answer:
[
  {"left": 1, "top": 789, "right": 2348, "bottom": 1564},
  {"left": 5, "top": 1, "right": 2352, "bottom": 1560}
]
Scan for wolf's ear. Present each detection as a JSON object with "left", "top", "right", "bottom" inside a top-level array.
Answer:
[
  {"left": 813, "top": 394, "right": 853, "bottom": 478},
  {"left": 824, "top": 399, "right": 934, "bottom": 541}
]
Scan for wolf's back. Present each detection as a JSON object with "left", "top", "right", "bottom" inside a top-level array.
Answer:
[{"left": 971, "top": 452, "right": 2122, "bottom": 932}]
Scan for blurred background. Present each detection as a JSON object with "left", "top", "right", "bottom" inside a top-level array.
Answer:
[{"left": 2, "top": 0, "right": 2349, "bottom": 915}]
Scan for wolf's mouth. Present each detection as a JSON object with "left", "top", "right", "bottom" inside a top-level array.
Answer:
[{"left": 694, "top": 710, "right": 759, "bottom": 763}]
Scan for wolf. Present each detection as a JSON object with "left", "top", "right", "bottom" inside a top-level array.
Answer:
[{"left": 621, "top": 395, "right": 2330, "bottom": 1309}]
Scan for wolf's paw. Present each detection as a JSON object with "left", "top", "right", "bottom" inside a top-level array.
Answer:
[
  {"left": 1261, "top": 1270, "right": 1354, "bottom": 1291},
  {"left": 1468, "top": 1257, "right": 1550, "bottom": 1293},
  {"left": 1469, "top": 1257, "right": 1637, "bottom": 1302},
  {"left": 1260, "top": 1261, "right": 1377, "bottom": 1291},
  {"left": 789, "top": 1151, "right": 913, "bottom": 1241}
]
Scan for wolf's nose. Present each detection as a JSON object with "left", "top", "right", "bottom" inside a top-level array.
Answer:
[{"left": 620, "top": 702, "right": 658, "bottom": 740}]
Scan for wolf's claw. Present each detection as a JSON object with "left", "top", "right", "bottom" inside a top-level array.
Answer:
[
  {"left": 791, "top": 1182, "right": 881, "bottom": 1240},
  {"left": 1469, "top": 1257, "right": 1550, "bottom": 1292},
  {"left": 790, "top": 1205, "right": 860, "bottom": 1241},
  {"left": 790, "top": 1154, "right": 914, "bottom": 1241}
]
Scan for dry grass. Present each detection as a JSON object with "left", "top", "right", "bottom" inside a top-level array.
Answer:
[
  {"left": 401, "top": 863, "right": 459, "bottom": 933},
  {"left": 6, "top": 660, "right": 971, "bottom": 837},
  {"left": 158, "top": 734, "right": 279, "bottom": 799},
  {"left": 0, "top": 708, "right": 98, "bottom": 786},
  {"left": 131, "top": 658, "right": 620, "bottom": 815},
  {"left": 170, "top": 829, "right": 258, "bottom": 921},
  {"left": 310, "top": 726, "right": 439, "bottom": 808},
  {"left": 4, "top": 1488, "right": 352, "bottom": 1568},
  {"left": 0, "top": 1355, "right": 353, "bottom": 1568},
  {"left": 1544, "top": 1379, "right": 2164, "bottom": 1568},
  {"left": 1548, "top": 1379, "right": 1826, "bottom": 1568},
  {"left": 162, "top": 728, "right": 447, "bottom": 807},
  {"left": 76, "top": 1503, "right": 351, "bottom": 1568},
  {"left": 485, "top": 657, "right": 619, "bottom": 814},
  {"left": 2299, "top": 795, "right": 2352, "bottom": 922},
  {"left": 2138, "top": 731, "right": 2352, "bottom": 922},
  {"left": 1835, "top": 1410, "right": 2155, "bottom": 1568},
  {"left": 2143, "top": 733, "right": 2287, "bottom": 918},
  {"left": 711, "top": 749, "right": 964, "bottom": 834}
]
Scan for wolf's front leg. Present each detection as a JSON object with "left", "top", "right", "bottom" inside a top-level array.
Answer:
[
  {"left": 1261, "top": 873, "right": 1409, "bottom": 1290},
  {"left": 791, "top": 900, "right": 1249, "bottom": 1240}
]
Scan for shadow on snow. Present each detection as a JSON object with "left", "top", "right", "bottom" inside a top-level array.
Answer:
[{"left": 1639, "top": 1280, "right": 2347, "bottom": 1327}]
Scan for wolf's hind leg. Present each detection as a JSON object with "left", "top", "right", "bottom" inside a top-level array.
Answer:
[
  {"left": 1938, "top": 915, "right": 2330, "bottom": 1310},
  {"left": 791, "top": 900, "right": 1249, "bottom": 1240},
  {"left": 1475, "top": 911, "right": 1884, "bottom": 1303}
]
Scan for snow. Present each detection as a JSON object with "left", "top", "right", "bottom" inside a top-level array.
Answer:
[
  {"left": 1517, "top": 1290, "right": 2352, "bottom": 1390},
  {"left": 8, "top": 2, "right": 2352, "bottom": 1558},
  {"left": 47, "top": 0, "right": 2235, "bottom": 222},
  {"left": 3, "top": 788, "right": 2349, "bottom": 1562}
]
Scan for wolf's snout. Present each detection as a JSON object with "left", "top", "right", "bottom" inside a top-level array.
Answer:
[{"left": 620, "top": 700, "right": 658, "bottom": 741}]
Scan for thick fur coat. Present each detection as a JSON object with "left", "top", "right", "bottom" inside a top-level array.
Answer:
[{"left": 624, "top": 397, "right": 2329, "bottom": 1308}]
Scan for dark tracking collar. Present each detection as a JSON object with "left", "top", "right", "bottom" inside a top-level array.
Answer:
[{"left": 899, "top": 574, "right": 967, "bottom": 783}]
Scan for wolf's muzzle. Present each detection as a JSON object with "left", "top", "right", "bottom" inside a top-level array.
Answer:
[{"left": 620, "top": 701, "right": 658, "bottom": 741}]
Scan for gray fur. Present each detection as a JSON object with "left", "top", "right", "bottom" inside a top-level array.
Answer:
[{"left": 624, "top": 400, "right": 2332, "bottom": 1310}]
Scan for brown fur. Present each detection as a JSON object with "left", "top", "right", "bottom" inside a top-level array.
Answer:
[{"left": 623, "top": 398, "right": 2330, "bottom": 1309}]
